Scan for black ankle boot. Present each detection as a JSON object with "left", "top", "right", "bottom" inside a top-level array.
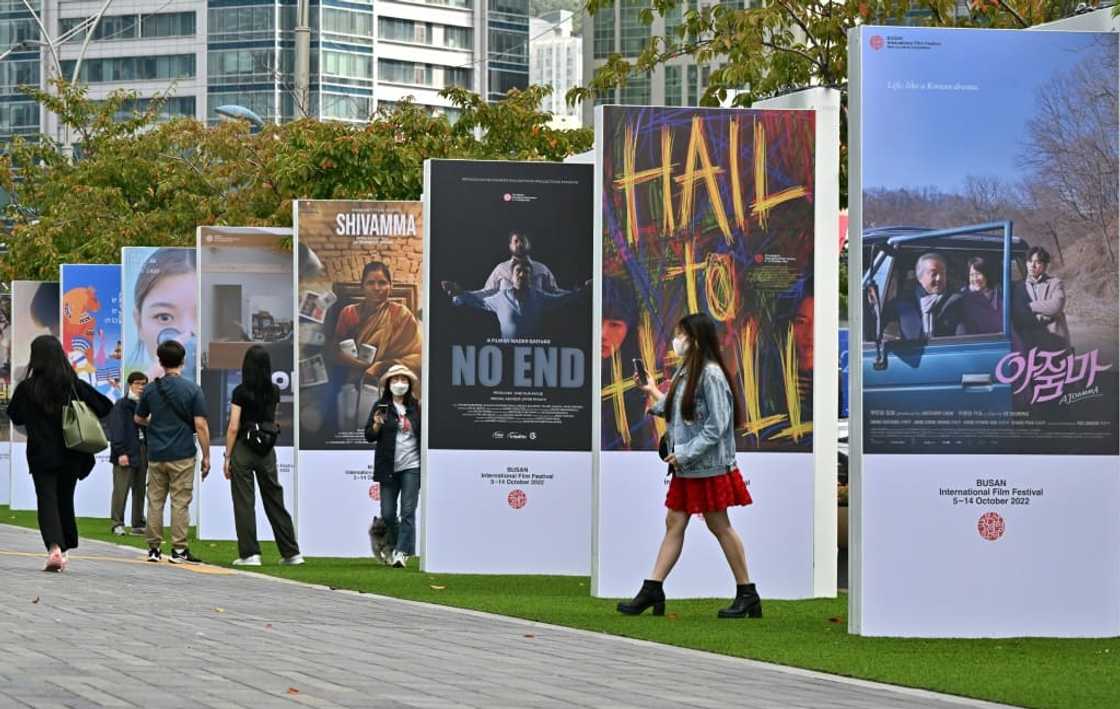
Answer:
[
  {"left": 718, "top": 583, "right": 762, "bottom": 619},
  {"left": 617, "top": 579, "right": 666, "bottom": 616}
]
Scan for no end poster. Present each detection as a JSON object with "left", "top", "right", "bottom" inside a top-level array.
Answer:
[
  {"left": 197, "top": 227, "right": 295, "bottom": 541},
  {"left": 850, "top": 26, "right": 1120, "bottom": 636},
  {"left": 9, "top": 281, "right": 58, "bottom": 509},
  {"left": 422, "top": 159, "right": 594, "bottom": 575},
  {"left": 295, "top": 200, "right": 424, "bottom": 557},
  {"left": 60, "top": 264, "right": 123, "bottom": 517},
  {"left": 593, "top": 104, "right": 838, "bottom": 599}
]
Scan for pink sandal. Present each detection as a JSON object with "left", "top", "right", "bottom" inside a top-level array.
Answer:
[{"left": 43, "top": 548, "right": 64, "bottom": 572}]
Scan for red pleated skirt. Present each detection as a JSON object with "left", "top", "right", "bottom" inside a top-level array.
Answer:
[{"left": 665, "top": 467, "right": 753, "bottom": 514}]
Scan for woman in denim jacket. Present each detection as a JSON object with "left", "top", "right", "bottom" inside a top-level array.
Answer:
[{"left": 617, "top": 313, "right": 759, "bottom": 619}]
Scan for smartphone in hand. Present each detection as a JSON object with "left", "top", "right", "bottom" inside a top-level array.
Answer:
[{"left": 633, "top": 358, "right": 649, "bottom": 386}]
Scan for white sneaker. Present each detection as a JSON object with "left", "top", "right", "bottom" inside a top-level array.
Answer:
[
  {"left": 232, "top": 554, "right": 262, "bottom": 566},
  {"left": 111, "top": 525, "right": 126, "bottom": 536},
  {"left": 280, "top": 554, "right": 305, "bottom": 566},
  {"left": 391, "top": 551, "right": 409, "bottom": 568}
]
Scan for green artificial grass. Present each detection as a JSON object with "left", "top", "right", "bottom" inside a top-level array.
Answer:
[{"left": 3, "top": 505, "right": 1117, "bottom": 708}]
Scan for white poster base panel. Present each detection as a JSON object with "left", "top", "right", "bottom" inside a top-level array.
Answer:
[
  {"left": 198, "top": 446, "right": 294, "bottom": 542},
  {"left": 0, "top": 443, "right": 9, "bottom": 505},
  {"left": 424, "top": 449, "right": 592, "bottom": 575},
  {"left": 298, "top": 450, "right": 419, "bottom": 558},
  {"left": 595, "top": 451, "right": 814, "bottom": 599},
  {"left": 859, "top": 454, "right": 1120, "bottom": 637},
  {"left": 10, "top": 443, "right": 33, "bottom": 509},
  {"left": 12, "top": 442, "right": 198, "bottom": 526}
]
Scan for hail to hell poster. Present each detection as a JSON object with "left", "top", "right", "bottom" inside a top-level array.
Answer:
[
  {"left": 599, "top": 106, "right": 816, "bottom": 454},
  {"left": 859, "top": 28, "right": 1119, "bottom": 455}
]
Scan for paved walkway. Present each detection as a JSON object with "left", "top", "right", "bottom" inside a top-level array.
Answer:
[{"left": 0, "top": 524, "right": 1002, "bottom": 709}]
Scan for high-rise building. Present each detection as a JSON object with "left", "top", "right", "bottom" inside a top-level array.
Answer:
[
  {"left": 0, "top": 0, "right": 529, "bottom": 144},
  {"left": 529, "top": 10, "right": 581, "bottom": 128},
  {"left": 581, "top": 0, "right": 754, "bottom": 126}
]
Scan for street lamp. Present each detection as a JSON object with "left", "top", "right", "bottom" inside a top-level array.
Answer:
[{"left": 215, "top": 104, "right": 266, "bottom": 132}]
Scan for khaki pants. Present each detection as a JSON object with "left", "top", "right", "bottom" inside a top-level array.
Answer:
[{"left": 145, "top": 457, "right": 195, "bottom": 550}]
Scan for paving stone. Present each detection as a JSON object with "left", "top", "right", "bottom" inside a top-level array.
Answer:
[{"left": 1, "top": 524, "right": 1002, "bottom": 709}]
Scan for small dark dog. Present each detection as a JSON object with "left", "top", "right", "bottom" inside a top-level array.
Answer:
[{"left": 368, "top": 516, "right": 391, "bottom": 564}]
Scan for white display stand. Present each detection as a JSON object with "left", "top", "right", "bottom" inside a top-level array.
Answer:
[
  {"left": 420, "top": 160, "right": 595, "bottom": 575},
  {"left": 592, "top": 99, "right": 840, "bottom": 600},
  {"left": 848, "top": 25, "right": 1120, "bottom": 637}
]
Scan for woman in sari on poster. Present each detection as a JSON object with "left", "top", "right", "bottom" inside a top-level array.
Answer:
[{"left": 333, "top": 261, "right": 422, "bottom": 429}]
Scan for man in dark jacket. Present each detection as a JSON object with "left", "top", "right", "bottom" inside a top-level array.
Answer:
[{"left": 109, "top": 372, "right": 148, "bottom": 535}]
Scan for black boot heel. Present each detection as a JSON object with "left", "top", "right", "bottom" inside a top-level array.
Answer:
[
  {"left": 617, "top": 579, "right": 666, "bottom": 616},
  {"left": 719, "top": 583, "right": 763, "bottom": 619}
]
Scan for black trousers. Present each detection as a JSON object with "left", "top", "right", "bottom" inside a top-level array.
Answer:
[
  {"left": 229, "top": 443, "right": 300, "bottom": 560},
  {"left": 32, "top": 469, "right": 80, "bottom": 552}
]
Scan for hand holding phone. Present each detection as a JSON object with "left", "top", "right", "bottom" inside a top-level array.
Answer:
[{"left": 633, "top": 358, "right": 649, "bottom": 386}]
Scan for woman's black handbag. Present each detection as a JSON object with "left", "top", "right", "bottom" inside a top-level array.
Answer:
[{"left": 243, "top": 422, "right": 280, "bottom": 455}]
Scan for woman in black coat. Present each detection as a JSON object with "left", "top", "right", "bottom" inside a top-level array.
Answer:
[
  {"left": 8, "top": 335, "right": 113, "bottom": 571},
  {"left": 363, "top": 364, "right": 421, "bottom": 568}
]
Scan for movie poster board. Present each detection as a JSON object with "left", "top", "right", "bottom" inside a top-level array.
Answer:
[
  {"left": 422, "top": 159, "right": 594, "bottom": 575},
  {"left": 197, "top": 227, "right": 295, "bottom": 541},
  {"left": 122, "top": 247, "right": 199, "bottom": 384},
  {"left": 9, "top": 281, "right": 58, "bottom": 509},
  {"left": 122, "top": 246, "right": 201, "bottom": 524},
  {"left": 60, "top": 264, "right": 123, "bottom": 517},
  {"left": 849, "top": 26, "right": 1120, "bottom": 636},
  {"left": 295, "top": 200, "right": 424, "bottom": 557},
  {"left": 593, "top": 103, "right": 839, "bottom": 599},
  {"left": 0, "top": 291, "right": 11, "bottom": 505}
]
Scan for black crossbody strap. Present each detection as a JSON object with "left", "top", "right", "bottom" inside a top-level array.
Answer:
[{"left": 155, "top": 377, "right": 195, "bottom": 430}]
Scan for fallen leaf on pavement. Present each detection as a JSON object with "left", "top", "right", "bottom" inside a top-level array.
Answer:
[
  {"left": 287, "top": 688, "right": 300, "bottom": 695},
  {"left": 215, "top": 608, "right": 224, "bottom": 613},
  {"left": 523, "top": 634, "right": 535, "bottom": 638},
  {"left": 31, "top": 595, "right": 39, "bottom": 604},
  {"left": 429, "top": 585, "right": 446, "bottom": 591}
]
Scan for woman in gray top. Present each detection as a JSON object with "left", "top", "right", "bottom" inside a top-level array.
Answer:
[{"left": 617, "top": 313, "right": 759, "bottom": 619}]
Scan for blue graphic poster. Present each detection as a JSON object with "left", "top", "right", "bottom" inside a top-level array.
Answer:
[{"left": 60, "top": 264, "right": 123, "bottom": 401}]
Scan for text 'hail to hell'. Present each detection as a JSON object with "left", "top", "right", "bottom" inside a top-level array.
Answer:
[{"left": 613, "top": 115, "right": 811, "bottom": 245}]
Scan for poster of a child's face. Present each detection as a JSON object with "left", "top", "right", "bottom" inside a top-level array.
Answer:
[{"left": 122, "top": 247, "right": 199, "bottom": 383}]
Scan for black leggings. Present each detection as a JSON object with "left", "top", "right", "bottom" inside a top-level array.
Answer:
[{"left": 32, "top": 470, "right": 80, "bottom": 551}]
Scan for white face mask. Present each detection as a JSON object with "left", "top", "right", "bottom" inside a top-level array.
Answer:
[
  {"left": 672, "top": 335, "right": 690, "bottom": 357},
  {"left": 389, "top": 381, "right": 410, "bottom": 397}
]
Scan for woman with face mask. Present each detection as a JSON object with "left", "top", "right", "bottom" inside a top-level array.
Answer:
[
  {"left": 619, "top": 313, "right": 759, "bottom": 619},
  {"left": 225, "top": 346, "right": 303, "bottom": 567},
  {"left": 364, "top": 365, "right": 421, "bottom": 568}
]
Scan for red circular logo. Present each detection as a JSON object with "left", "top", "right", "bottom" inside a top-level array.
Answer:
[
  {"left": 503, "top": 193, "right": 512, "bottom": 202},
  {"left": 753, "top": 254, "right": 764, "bottom": 264},
  {"left": 507, "top": 489, "right": 527, "bottom": 509},
  {"left": 977, "top": 512, "right": 1005, "bottom": 541},
  {"left": 368, "top": 484, "right": 380, "bottom": 502},
  {"left": 870, "top": 35, "right": 885, "bottom": 51}
]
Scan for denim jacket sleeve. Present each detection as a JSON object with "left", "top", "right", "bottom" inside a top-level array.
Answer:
[{"left": 672, "top": 365, "right": 732, "bottom": 466}]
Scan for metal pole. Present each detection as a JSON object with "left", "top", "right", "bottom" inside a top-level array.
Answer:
[{"left": 294, "top": 0, "right": 311, "bottom": 119}]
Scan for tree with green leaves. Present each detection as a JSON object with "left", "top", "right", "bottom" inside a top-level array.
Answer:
[
  {"left": 574, "top": 0, "right": 1086, "bottom": 206},
  {"left": 1, "top": 82, "right": 592, "bottom": 280}
]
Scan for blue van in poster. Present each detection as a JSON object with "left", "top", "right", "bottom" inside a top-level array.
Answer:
[{"left": 858, "top": 27, "right": 1119, "bottom": 455}]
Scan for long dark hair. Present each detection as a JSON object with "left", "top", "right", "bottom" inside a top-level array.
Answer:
[
  {"left": 25, "top": 335, "right": 78, "bottom": 416},
  {"left": 240, "top": 345, "right": 278, "bottom": 411},
  {"left": 663, "top": 313, "right": 744, "bottom": 427}
]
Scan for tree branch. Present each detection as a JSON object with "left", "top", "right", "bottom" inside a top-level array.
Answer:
[
  {"left": 761, "top": 41, "right": 824, "bottom": 72},
  {"left": 995, "top": 0, "right": 1028, "bottom": 28}
]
